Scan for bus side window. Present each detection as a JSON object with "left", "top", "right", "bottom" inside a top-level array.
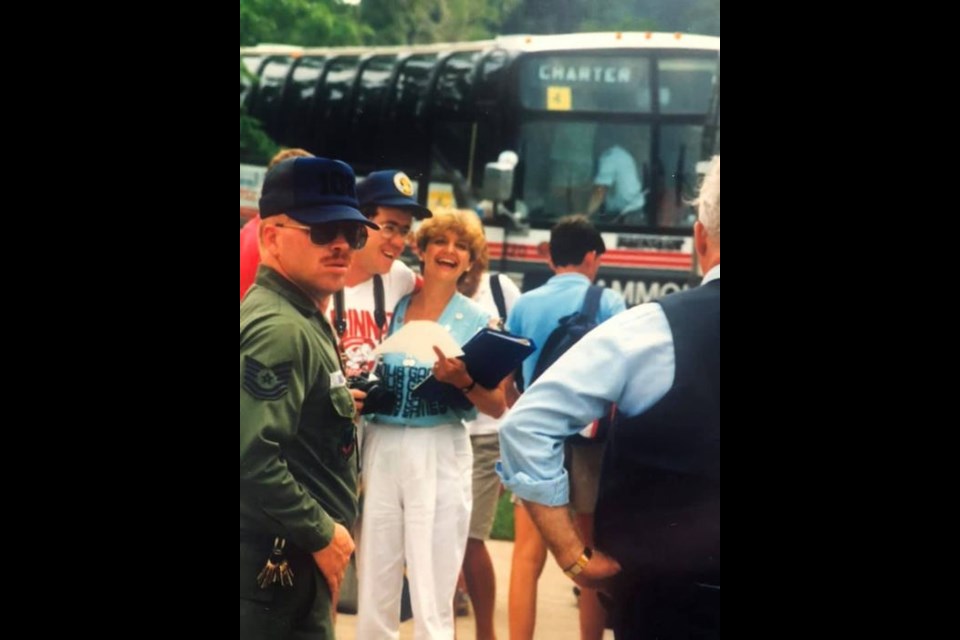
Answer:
[
  {"left": 352, "top": 55, "right": 398, "bottom": 172},
  {"left": 249, "top": 56, "right": 297, "bottom": 140},
  {"left": 280, "top": 56, "right": 325, "bottom": 149},
  {"left": 317, "top": 56, "right": 360, "bottom": 160},
  {"left": 432, "top": 52, "right": 479, "bottom": 117}
]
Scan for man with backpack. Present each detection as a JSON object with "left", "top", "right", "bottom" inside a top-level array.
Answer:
[{"left": 503, "top": 215, "right": 626, "bottom": 640}]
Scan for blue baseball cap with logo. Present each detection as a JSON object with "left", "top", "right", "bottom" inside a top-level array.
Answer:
[
  {"left": 356, "top": 170, "right": 433, "bottom": 219},
  {"left": 259, "top": 157, "right": 379, "bottom": 229}
]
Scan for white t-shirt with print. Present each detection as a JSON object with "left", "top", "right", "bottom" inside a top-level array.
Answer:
[
  {"left": 331, "top": 260, "right": 418, "bottom": 378},
  {"left": 464, "top": 272, "right": 522, "bottom": 436}
]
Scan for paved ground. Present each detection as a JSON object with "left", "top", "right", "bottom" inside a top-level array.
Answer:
[{"left": 335, "top": 538, "right": 613, "bottom": 639}]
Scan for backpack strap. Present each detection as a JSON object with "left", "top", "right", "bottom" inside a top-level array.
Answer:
[
  {"left": 489, "top": 272, "right": 507, "bottom": 323},
  {"left": 581, "top": 284, "right": 604, "bottom": 321}
]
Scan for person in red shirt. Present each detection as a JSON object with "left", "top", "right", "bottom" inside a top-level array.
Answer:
[{"left": 240, "top": 148, "right": 313, "bottom": 300}]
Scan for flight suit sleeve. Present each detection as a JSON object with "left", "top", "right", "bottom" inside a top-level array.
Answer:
[{"left": 240, "top": 317, "right": 336, "bottom": 552}]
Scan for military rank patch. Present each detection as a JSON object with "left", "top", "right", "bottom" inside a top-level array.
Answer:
[{"left": 243, "top": 356, "right": 293, "bottom": 400}]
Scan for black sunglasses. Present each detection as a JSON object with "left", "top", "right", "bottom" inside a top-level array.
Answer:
[{"left": 274, "top": 221, "right": 368, "bottom": 249}]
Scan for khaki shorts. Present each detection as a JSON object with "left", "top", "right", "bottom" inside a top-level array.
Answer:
[{"left": 469, "top": 433, "right": 502, "bottom": 540}]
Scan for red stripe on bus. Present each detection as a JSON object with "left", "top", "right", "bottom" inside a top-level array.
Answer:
[{"left": 487, "top": 243, "right": 692, "bottom": 269}]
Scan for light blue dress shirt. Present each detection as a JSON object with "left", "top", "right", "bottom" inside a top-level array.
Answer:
[
  {"left": 595, "top": 145, "right": 646, "bottom": 215},
  {"left": 497, "top": 265, "right": 720, "bottom": 507}
]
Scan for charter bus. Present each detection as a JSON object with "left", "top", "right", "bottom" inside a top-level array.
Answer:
[{"left": 240, "top": 32, "right": 720, "bottom": 306}]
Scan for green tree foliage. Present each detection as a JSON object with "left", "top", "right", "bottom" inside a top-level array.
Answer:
[
  {"left": 240, "top": 1, "right": 371, "bottom": 164},
  {"left": 240, "top": 106, "right": 279, "bottom": 164},
  {"left": 357, "top": 0, "right": 520, "bottom": 45},
  {"left": 240, "top": 0, "right": 370, "bottom": 47},
  {"left": 501, "top": 0, "right": 719, "bottom": 36},
  {"left": 238, "top": 0, "right": 718, "bottom": 164}
]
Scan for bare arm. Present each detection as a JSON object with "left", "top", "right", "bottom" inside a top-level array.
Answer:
[
  {"left": 504, "top": 371, "right": 521, "bottom": 408},
  {"left": 433, "top": 345, "right": 507, "bottom": 418},
  {"left": 522, "top": 501, "right": 622, "bottom": 590},
  {"left": 584, "top": 185, "right": 608, "bottom": 217}
]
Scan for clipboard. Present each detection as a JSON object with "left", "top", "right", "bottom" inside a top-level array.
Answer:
[{"left": 412, "top": 328, "right": 536, "bottom": 406}]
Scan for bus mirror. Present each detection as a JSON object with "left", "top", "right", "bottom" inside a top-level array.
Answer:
[
  {"left": 497, "top": 150, "right": 519, "bottom": 169},
  {"left": 482, "top": 161, "right": 514, "bottom": 202}
]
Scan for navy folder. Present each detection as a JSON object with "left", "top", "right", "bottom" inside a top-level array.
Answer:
[{"left": 412, "top": 328, "right": 536, "bottom": 407}]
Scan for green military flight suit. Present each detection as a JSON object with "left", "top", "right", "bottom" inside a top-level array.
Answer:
[{"left": 240, "top": 266, "right": 358, "bottom": 640}]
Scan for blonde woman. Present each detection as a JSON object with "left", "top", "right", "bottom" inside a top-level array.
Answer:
[{"left": 357, "top": 210, "right": 507, "bottom": 640}]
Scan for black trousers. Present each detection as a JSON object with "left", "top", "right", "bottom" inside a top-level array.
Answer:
[
  {"left": 239, "top": 534, "right": 333, "bottom": 640},
  {"left": 607, "top": 574, "right": 720, "bottom": 640}
]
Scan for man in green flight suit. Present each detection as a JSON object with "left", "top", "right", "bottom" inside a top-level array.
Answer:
[{"left": 240, "top": 156, "right": 380, "bottom": 639}]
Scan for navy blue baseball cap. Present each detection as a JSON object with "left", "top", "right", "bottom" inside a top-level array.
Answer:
[
  {"left": 259, "top": 157, "right": 379, "bottom": 229},
  {"left": 356, "top": 170, "right": 432, "bottom": 219}
]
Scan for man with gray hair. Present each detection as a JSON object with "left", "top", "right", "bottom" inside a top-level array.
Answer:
[{"left": 498, "top": 156, "right": 720, "bottom": 639}]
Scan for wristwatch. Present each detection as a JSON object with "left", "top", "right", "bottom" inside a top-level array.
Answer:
[{"left": 562, "top": 546, "right": 593, "bottom": 578}]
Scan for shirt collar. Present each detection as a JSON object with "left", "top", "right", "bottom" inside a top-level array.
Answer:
[
  {"left": 548, "top": 272, "right": 591, "bottom": 284},
  {"left": 702, "top": 264, "right": 720, "bottom": 285},
  {"left": 254, "top": 265, "right": 321, "bottom": 318}
]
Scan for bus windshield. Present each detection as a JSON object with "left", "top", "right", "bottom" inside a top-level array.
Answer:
[{"left": 515, "top": 52, "right": 717, "bottom": 231}]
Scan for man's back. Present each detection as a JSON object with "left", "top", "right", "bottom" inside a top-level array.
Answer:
[
  {"left": 507, "top": 273, "right": 625, "bottom": 384},
  {"left": 595, "top": 145, "right": 645, "bottom": 216}
]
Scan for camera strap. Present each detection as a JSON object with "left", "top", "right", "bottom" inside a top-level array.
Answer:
[
  {"left": 372, "top": 275, "right": 386, "bottom": 341},
  {"left": 333, "top": 275, "right": 386, "bottom": 343}
]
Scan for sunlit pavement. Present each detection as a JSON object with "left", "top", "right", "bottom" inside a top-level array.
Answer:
[{"left": 335, "top": 538, "right": 614, "bottom": 639}]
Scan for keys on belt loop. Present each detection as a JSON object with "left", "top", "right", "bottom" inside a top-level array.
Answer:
[{"left": 256, "top": 537, "right": 295, "bottom": 588}]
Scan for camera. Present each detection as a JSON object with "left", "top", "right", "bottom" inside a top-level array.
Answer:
[{"left": 348, "top": 371, "right": 397, "bottom": 415}]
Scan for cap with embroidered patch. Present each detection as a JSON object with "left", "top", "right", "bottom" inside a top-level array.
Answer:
[{"left": 356, "top": 170, "right": 432, "bottom": 219}]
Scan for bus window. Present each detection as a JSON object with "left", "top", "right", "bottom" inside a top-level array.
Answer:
[
  {"left": 518, "top": 55, "right": 652, "bottom": 113},
  {"left": 355, "top": 55, "right": 397, "bottom": 124},
  {"left": 250, "top": 56, "right": 298, "bottom": 139},
  {"left": 241, "top": 55, "right": 263, "bottom": 76},
  {"left": 351, "top": 55, "right": 399, "bottom": 173},
  {"left": 391, "top": 54, "right": 437, "bottom": 121},
  {"left": 387, "top": 54, "right": 438, "bottom": 173},
  {"left": 433, "top": 52, "right": 480, "bottom": 117},
  {"left": 658, "top": 57, "right": 718, "bottom": 115},
  {"left": 475, "top": 49, "right": 510, "bottom": 105},
  {"left": 519, "top": 121, "right": 652, "bottom": 226},
  {"left": 281, "top": 55, "right": 325, "bottom": 148},
  {"left": 657, "top": 124, "right": 704, "bottom": 227},
  {"left": 317, "top": 56, "right": 360, "bottom": 158}
]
